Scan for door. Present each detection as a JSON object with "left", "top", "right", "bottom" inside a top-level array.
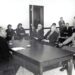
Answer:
[{"left": 29, "top": 5, "right": 44, "bottom": 37}]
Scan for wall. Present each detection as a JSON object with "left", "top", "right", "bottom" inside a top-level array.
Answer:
[{"left": 0, "top": 0, "right": 75, "bottom": 29}]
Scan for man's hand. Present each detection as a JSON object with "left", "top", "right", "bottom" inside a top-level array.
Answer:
[
  {"left": 58, "top": 43, "right": 63, "bottom": 47},
  {"left": 42, "top": 39, "right": 49, "bottom": 42},
  {"left": 34, "top": 37, "right": 38, "bottom": 40}
]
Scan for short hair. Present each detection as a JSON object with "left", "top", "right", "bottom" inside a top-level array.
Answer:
[
  {"left": 7, "top": 24, "right": 12, "bottom": 28},
  {"left": 17, "top": 23, "right": 22, "bottom": 28},
  {"left": 18, "top": 23, "right": 22, "bottom": 25},
  {"left": 52, "top": 23, "right": 56, "bottom": 25},
  {"left": 51, "top": 23, "right": 56, "bottom": 28},
  {"left": 60, "top": 17, "right": 63, "bottom": 19}
]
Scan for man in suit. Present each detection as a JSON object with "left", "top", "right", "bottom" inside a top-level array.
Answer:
[
  {"left": 33, "top": 23, "right": 44, "bottom": 41},
  {"left": 59, "top": 29, "right": 75, "bottom": 47},
  {"left": 43, "top": 23, "right": 59, "bottom": 46},
  {"left": 59, "top": 23, "right": 73, "bottom": 43},
  {"left": 59, "top": 23, "right": 72, "bottom": 45},
  {"left": 62, "top": 23, "right": 72, "bottom": 37}
]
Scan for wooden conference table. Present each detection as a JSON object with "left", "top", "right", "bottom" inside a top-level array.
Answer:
[{"left": 11, "top": 39, "right": 73, "bottom": 75}]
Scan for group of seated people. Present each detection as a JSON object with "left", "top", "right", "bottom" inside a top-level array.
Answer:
[
  {"left": 6, "top": 23, "right": 29, "bottom": 41},
  {"left": 32, "top": 18, "right": 75, "bottom": 71},
  {"left": 5, "top": 18, "right": 75, "bottom": 48},
  {"left": 31, "top": 23, "right": 59, "bottom": 46},
  {"left": 33, "top": 22, "right": 75, "bottom": 47},
  {"left": 0, "top": 16, "right": 75, "bottom": 74}
]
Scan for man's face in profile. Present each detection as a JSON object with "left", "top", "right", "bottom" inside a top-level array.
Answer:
[
  {"left": 0, "top": 28, "right": 7, "bottom": 38},
  {"left": 51, "top": 25, "right": 56, "bottom": 31}
]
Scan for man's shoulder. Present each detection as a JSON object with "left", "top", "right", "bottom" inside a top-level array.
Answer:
[{"left": 0, "top": 37, "right": 6, "bottom": 43}]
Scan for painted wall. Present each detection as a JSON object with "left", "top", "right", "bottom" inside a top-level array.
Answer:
[{"left": 0, "top": 0, "right": 75, "bottom": 29}]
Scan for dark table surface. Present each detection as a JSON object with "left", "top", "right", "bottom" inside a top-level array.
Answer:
[
  {"left": 11, "top": 39, "right": 73, "bottom": 63},
  {"left": 11, "top": 39, "right": 73, "bottom": 75}
]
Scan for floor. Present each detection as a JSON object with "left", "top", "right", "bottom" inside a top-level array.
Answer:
[{"left": 16, "top": 65, "right": 75, "bottom": 75}]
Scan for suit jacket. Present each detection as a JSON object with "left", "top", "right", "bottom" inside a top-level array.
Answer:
[
  {"left": 36, "top": 29, "right": 44, "bottom": 40},
  {"left": 32, "top": 29, "right": 44, "bottom": 41},
  {"left": 59, "top": 20, "right": 65, "bottom": 34},
  {"left": 44, "top": 30, "right": 59, "bottom": 45},
  {"left": 0, "top": 37, "right": 12, "bottom": 62},
  {"left": 60, "top": 26, "right": 72, "bottom": 37}
]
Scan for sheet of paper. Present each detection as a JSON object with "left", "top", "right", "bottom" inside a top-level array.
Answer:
[{"left": 11, "top": 47, "right": 25, "bottom": 51}]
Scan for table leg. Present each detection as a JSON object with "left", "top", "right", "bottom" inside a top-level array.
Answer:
[
  {"left": 34, "top": 72, "right": 43, "bottom": 75},
  {"left": 34, "top": 71, "right": 43, "bottom": 75},
  {"left": 67, "top": 59, "right": 73, "bottom": 75},
  {"left": 34, "top": 73, "right": 39, "bottom": 75},
  {"left": 34, "top": 66, "right": 43, "bottom": 75},
  {"left": 39, "top": 66, "right": 43, "bottom": 75}
]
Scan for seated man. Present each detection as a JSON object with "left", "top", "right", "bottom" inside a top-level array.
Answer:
[
  {"left": 43, "top": 23, "right": 59, "bottom": 46},
  {"left": 16, "top": 23, "right": 26, "bottom": 40},
  {"left": 33, "top": 23, "right": 44, "bottom": 41},
  {"left": 59, "top": 31, "right": 75, "bottom": 47},
  {"left": 58, "top": 29, "right": 75, "bottom": 71},
  {"left": 58, "top": 23, "right": 72, "bottom": 43}
]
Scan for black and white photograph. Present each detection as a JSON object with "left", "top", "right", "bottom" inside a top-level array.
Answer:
[{"left": 0, "top": 0, "right": 75, "bottom": 75}]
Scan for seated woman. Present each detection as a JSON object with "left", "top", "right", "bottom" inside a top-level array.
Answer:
[
  {"left": 43, "top": 23, "right": 59, "bottom": 46},
  {"left": 16, "top": 23, "right": 26, "bottom": 40},
  {"left": 6, "top": 24, "right": 14, "bottom": 41},
  {"left": 33, "top": 23, "right": 44, "bottom": 41}
]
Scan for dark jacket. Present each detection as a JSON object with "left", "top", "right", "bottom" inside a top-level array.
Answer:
[
  {"left": 32, "top": 29, "right": 44, "bottom": 41},
  {"left": 36, "top": 29, "right": 44, "bottom": 41},
  {"left": 60, "top": 26, "right": 72, "bottom": 37},
  {"left": 44, "top": 30, "right": 59, "bottom": 46},
  {"left": 0, "top": 37, "right": 12, "bottom": 63},
  {"left": 6, "top": 29, "right": 14, "bottom": 41},
  {"left": 16, "top": 27, "right": 26, "bottom": 39},
  {"left": 59, "top": 20, "right": 65, "bottom": 34}
]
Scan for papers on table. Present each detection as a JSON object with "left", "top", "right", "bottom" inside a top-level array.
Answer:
[{"left": 11, "top": 47, "right": 25, "bottom": 51}]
